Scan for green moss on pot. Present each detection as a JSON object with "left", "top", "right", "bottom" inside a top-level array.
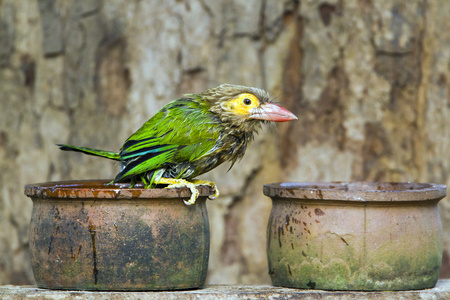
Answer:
[{"left": 265, "top": 182, "right": 446, "bottom": 291}]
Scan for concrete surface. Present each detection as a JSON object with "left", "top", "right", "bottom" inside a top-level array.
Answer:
[{"left": 0, "top": 280, "right": 449, "bottom": 299}]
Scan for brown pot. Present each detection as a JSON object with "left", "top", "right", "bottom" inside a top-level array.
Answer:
[
  {"left": 264, "top": 182, "right": 447, "bottom": 291},
  {"left": 24, "top": 180, "right": 212, "bottom": 291}
]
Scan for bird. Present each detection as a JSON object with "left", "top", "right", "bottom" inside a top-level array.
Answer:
[{"left": 58, "top": 84, "right": 297, "bottom": 205}]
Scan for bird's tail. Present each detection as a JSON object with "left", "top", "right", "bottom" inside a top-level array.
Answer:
[{"left": 57, "top": 144, "right": 120, "bottom": 161}]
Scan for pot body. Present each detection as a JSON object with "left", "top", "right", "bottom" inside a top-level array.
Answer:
[
  {"left": 25, "top": 180, "right": 211, "bottom": 291},
  {"left": 264, "top": 182, "right": 447, "bottom": 291}
]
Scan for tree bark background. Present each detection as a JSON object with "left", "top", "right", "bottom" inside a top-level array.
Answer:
[{"left": 0, "top": 0, "right": 449, "bottom": 284}]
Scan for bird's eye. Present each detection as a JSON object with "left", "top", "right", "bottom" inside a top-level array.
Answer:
[{"left": 243, "top": 98, "right": 252, "bottom": 105}]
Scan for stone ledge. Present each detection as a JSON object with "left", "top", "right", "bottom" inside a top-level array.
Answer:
[{"left": 0, "top": 280, "right": 449, "bottom": 299}]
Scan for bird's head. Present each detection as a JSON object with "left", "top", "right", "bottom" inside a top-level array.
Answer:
[{"left": 203, "top": 84, "right": 297, "bottom": 129}]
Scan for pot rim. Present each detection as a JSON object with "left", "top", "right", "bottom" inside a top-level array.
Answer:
[
  {"left": 24, "top": 179, "right": 214, "bottom": 200},
  {"left": 263, "top": 181, "right": 447, "bottom": 202}
]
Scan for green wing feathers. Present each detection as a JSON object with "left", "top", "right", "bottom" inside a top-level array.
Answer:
[
  {"left": 57, "top": 144, "right": 120, "bottom": 160},
  {"left": 114, "top": 98, "right": 220, "bottom": 182}
]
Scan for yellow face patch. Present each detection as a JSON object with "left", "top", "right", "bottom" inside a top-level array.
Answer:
[{"left": 223, "top": 93, "right": 260, "bottom": 116}]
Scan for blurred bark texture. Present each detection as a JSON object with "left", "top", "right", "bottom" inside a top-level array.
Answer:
[{"left": 0, "top": 0, "right": 449, "bottom": 284}]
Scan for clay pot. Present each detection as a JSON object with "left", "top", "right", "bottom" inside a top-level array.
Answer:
[
  {"left": 25, "top": 180, "right": 212, "bottom": 291},
  {"left": 264, "top": 182, "right": 447, "bottom": 291}
]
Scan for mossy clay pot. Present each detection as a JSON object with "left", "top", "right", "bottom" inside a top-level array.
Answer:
[
  {"left": 264, "top": 182, "right": 447, "bottom": 291},
  {"left": 25, "top": 180, "right": 212, "bottom": 291}
]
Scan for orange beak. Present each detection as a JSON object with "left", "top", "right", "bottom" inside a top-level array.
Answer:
[{"left": 249, "top": 103, "right": 297, "bottom": 122}]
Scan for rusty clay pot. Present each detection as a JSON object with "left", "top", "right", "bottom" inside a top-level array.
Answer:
[
  {"left": 264, "top": 182, "right": 447, "bottom": 291},
  {"left": 24, "top": 180, "right": 213, "bottom": 291}
]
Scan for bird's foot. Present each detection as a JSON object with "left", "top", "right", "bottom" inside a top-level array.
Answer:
[
  {"left": 157, "top": 178, "right": 200, "bottom": 205},
  {"left": 192, "top": 179, "right": 219, "bottom": 200},
  {"left": 157, "top": 178, "right": 219, "bottom": 205}
]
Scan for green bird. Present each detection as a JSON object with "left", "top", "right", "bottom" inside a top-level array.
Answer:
[{"left": 58, "top": 84, "right": 297, "bottom": 204}]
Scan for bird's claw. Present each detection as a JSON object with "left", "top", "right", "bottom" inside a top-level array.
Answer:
[
  {"left": 192, "top": 179, "right": 219, "bottom": 200},
  {"left": 157, "top": 178, "right": 200, "bottom": 205},
  {"left": 157, "top": 178, "right": 219, "bottom": 205},
  {"left": 182, "top": 184, "right": 199, "bottom": 206}
]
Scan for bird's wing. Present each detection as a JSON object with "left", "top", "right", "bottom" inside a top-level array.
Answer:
[{"left": 115, "top": 98, "right": 219, "bottom": 182}]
